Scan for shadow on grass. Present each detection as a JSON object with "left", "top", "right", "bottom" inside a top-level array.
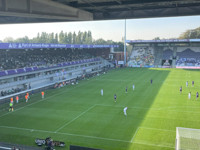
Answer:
[
  {"left": 0, "top": 68, "right": 171, "bottom": 150},
  {"left": 118, "top": 67, "right": 171, "bottom": 150}
]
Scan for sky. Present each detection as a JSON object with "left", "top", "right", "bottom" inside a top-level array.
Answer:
[{"left": 0, "top": 15, "right": 200, "bottom": 42}]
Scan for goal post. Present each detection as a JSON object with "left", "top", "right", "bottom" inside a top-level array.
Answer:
[{"left": 176, "top": 127, "right": 200, "bottom": 150}]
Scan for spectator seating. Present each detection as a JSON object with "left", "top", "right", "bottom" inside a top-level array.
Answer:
[
  {"left": 163, "top": 49, "right": 173, "bottom": 60},
  {"left": 176, "top": 49, "right": 200, "bottom": 66},
  {"left": 0, "top": 48, "right": 92, "bottom": 71}
]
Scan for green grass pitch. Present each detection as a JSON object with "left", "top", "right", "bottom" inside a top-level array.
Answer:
[{"left": 0, "top": 68, "right": 200, "bottom": 150}]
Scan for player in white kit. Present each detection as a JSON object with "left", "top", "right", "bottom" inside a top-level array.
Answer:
[
  {"left": 123, "top": 107, "right": 128, "bottom": 117},
  {"left": 188, "top": 92, "right": 191, "bottom": 100},
  {"left": 101, "top": 89, "right": 103, "bottom": 96},
  {"left": 132, "top": 84, "right": 135, "bottom": 91}
]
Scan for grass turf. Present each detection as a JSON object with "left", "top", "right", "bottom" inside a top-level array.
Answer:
[{"left": 0, "top": 68, "right": 200, "bottom": 150}]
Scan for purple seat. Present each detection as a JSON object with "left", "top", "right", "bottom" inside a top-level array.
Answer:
[
  {"left": 0, "top": 71, "right": 7, "bottom": 77},
  {"left": 57, "top": 63, "right": 62, "bottom": 67},
  {"left": 33, "top": 66, "right": 38, "bottom": 71},
  {"left": 25, "top": 67, "right": 33, "bottom": 72},
  {"left": 7, "top": 70, "right": 16, "bottom": 75},
  {"left": 63, "top": 62, "right": 68, "bottom": 66},
  {"left": 16, "top": 68, "right": 25, "bottom": 74}
]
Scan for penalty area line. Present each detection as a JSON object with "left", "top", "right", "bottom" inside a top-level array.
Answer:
[
  {"left": 132, "top": 141, "right": 174, "bottom": 149},
  {"left": 131, "top": 127, "right": 140, "bottom": 142},
  {"left": 0, "top": 125, "right": 175, "bottom": 149},
  {"left": 0, "top": 125, "right": 129, "bottom": 143}
]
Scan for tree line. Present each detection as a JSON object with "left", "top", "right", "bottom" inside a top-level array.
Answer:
[
  {"left": 179, "top": 27, "right": 200, "bottom": 39},
  {"left": 153, "top": 27, "right": 200, "bottom": 40},
  {"left": 2, "top": 30, "right": 124, "bottom": 51}
]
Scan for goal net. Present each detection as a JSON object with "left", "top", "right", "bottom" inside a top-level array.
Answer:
[{"left": 176, "top": 127, "right": 200, "bottom": 150}]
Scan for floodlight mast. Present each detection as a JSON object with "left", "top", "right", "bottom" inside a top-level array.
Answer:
[{"left": 124, "top": 19, "right": 126, "bottom": 66}]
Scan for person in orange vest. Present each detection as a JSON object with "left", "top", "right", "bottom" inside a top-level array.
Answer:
[
  {"left": 41, "top": 91, "right": 44, "bottom": 99},
  {"left": 10, "top": 97, "right": 13, "bottom": 104},
  {"left": 26, "top": 92, "right": 29, "bottom": 99},
  {"left": 25, "top": 95, "right": 28, "bottom": 102},
  {"left": 16, "top": 96, "right": 19, "bottom": 103}
]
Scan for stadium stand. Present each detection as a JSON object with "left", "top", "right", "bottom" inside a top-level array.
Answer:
[
  {"left": 163, "top": 49, "right": 173, "bottom": 60},
  {"left": 0, "top": 48, "right": 92, "bottom": 70},
  {"left": 128, "top": 47, "right": 155, "bottom": 67},
  {"left": 176, "top": 48, "right": 200, "bottom": 67},
  {"left": 0, "top": 44, "right": 115, "bottom": 100},
  {"left": 128, "top": 46, "right": 200, "bottom": 68}
]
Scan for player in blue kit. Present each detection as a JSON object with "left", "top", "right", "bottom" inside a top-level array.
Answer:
[
  {"left": 114, "top": 94, "right": 117, "bottom": 102},
  {"left": 151, "top": 79, "right": 153, "bottom": 84},
  {"left": 180, "top": 86, "right": 182, "bottom": 94},
  {"left": 196, "top": 92, "right": 199, "bottom": 100}
]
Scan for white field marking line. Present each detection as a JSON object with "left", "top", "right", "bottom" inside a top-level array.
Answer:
[
  {"left": 55, "top": 105, "right": 96, "bottom": 132},
  {"left": 0, "top": 79, "right": 93, "bottom": 118},
  {"left": 161, "top": 106, "right": 200, "bottom": 109},
  {"left": 131, "top": 127, "right": 140, "bottom": 142},
  {"left": 0, "top": 125, "right": 175, "bottom": 149},
  {"left": 96, "top": 104, "right": 200, "bottom": 114},
  {"left": 139, "top": 127, "right": 175, "bottom": 132},
  {"left": 96, "top": 104, "right": 160, "bottom": 110},
  {"left": 132, "top": 141, "right": 174, "bottom": 149},
  {"left": 0, "top": 146, "right": 11, "bottom": 150},
  {"left": 95, "top": 78, "right": 180, "bottom": 83},
  {"left": 0, "top": 125, "right": 130, "bottom": 143}
]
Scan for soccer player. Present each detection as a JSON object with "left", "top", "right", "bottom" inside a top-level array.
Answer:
[
  {"left": 132, "top": 84, "right": 135, "bottom": 91},
  {"left": 41, "top": 91, "right": 44, "bottom": 99},
  {"left": 192, "top": 81, "right": 194, "bottom": 87},
  {"left": 25, "top": 95, "right": 28, "bottom": 102},
  {"left": 151, "top": 79, "right": 153, "bottom": 84},
  {"left": 16, "top": 96, "right": 19, "bottom": 103},
  {"left": 9, "top": 102, "right": 13, "bottom": 112},
  {"left": 188, "top": 92, "right": 191, "bottom": 100},
  {"left": 114, "top": 94, "right": 117, "bottom": 102},
  {"left": 101, "top": 89, "right": 103, "bottom": 96},
  {"left": 123, "top": 107, "right": 128, "bottom": 117},
  {"left": 186, "top": 81, "right": 188, "bottom": 87},
  {"left": 196, "top": 92, "right": 199, "bottom": 100},
  {"left": 125, "top": 86, "right": 128, "bottom": 93},
  {"left": 180, "top": 86, "right": 182, "bottom": 94},
  {"left": 10, "top": 97, "right": 13, "bottom": 104}
]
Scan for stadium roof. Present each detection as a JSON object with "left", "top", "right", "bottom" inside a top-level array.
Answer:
[
  {"left": 0, "top": 43, "right": 118, "bottom": 50},
  {"left": 0, "top": 0, "right": 200, "bottom": 24},
  {"left": 127, "top": 39, "right": 200, "bottom": 44}
]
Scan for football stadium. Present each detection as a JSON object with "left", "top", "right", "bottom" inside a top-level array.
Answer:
[{"left": 1, "top": 0, "right": 200, "bottom": 150}]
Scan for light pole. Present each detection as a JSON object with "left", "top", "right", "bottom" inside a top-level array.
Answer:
[{"left": 124, "top": 19, "right": 126, "bottom": 66}]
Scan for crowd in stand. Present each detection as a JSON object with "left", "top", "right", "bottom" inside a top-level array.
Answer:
[
  {"left": 176, "top": 49, "right": 200, "bottom": 66},
  {"left": 129, "top": 48, "right": 154, "bottom": 66},
  {"left": 176, "top": 58, "right": 200, "bottom": 66},
  {"left": 0, "top": 48, "right": 91, "bottom": 71}
]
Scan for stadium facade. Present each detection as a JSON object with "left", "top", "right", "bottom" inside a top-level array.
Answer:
[{"left": 127, "top": 39, "right": 200, "bottom": 69}]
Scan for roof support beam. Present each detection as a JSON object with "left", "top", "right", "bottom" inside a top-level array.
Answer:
[{"left": 0, "top": 0, "right": 93, "bottom": 23}]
